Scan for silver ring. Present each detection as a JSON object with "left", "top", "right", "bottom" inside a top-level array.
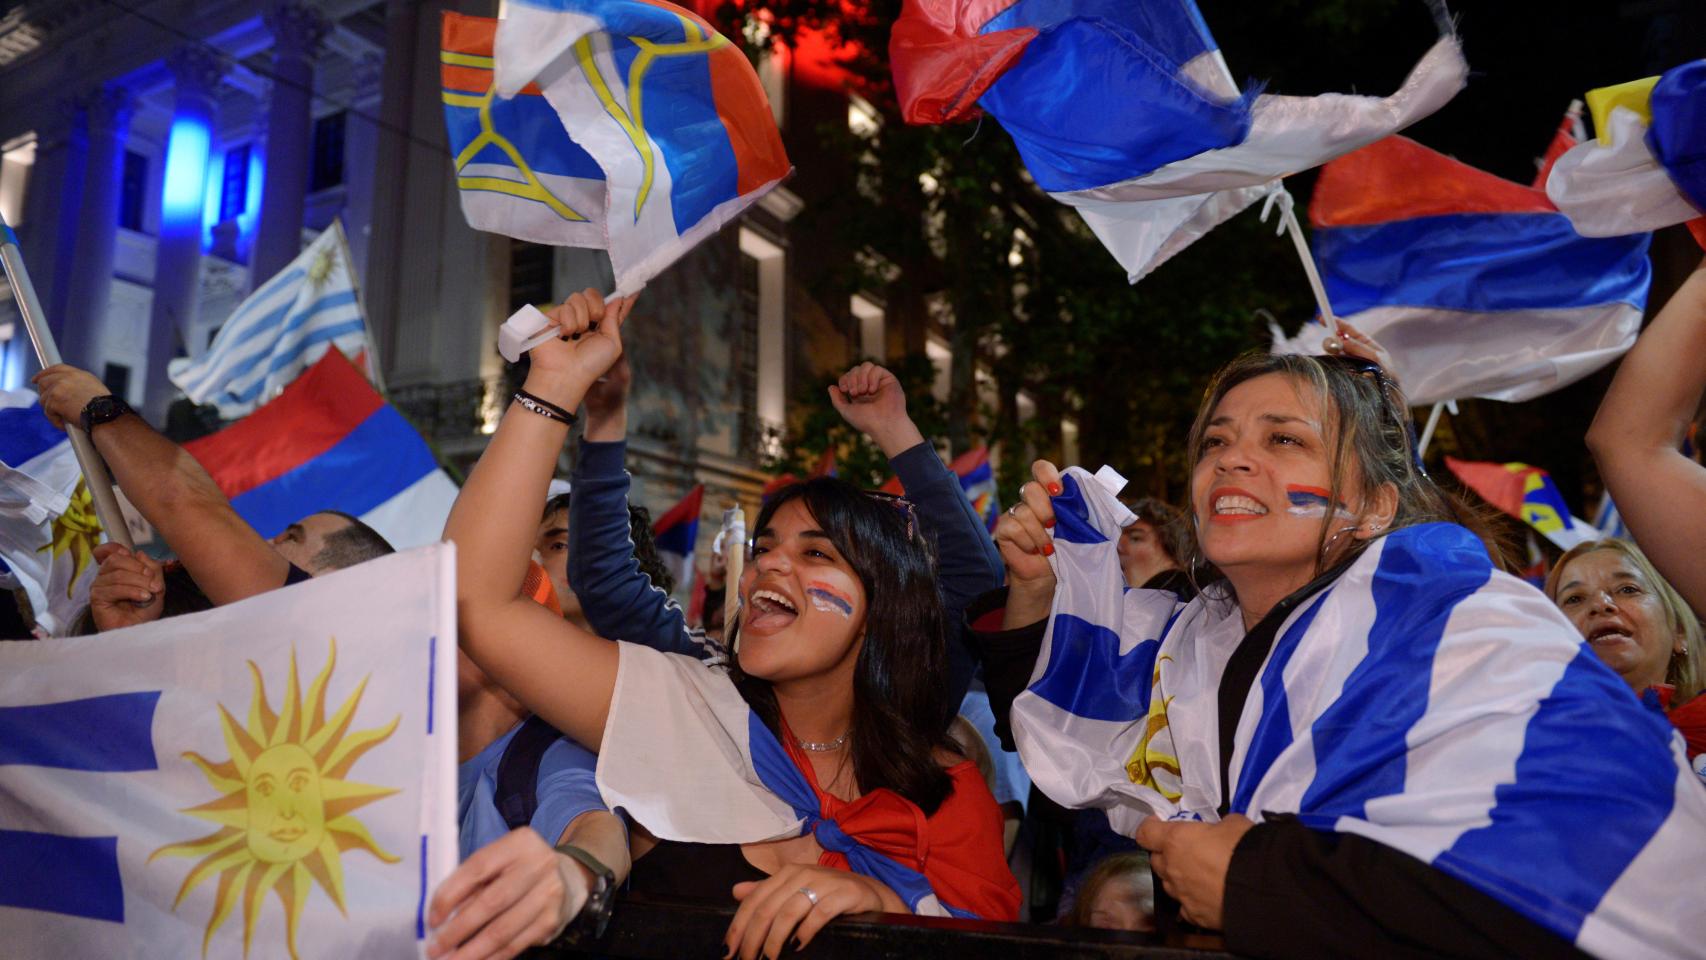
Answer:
[
  {"left": 797, "top": 886, "right": 820, "bottom": 907},
  {"left": 1323, "top": 335, "right": 1344, "bottom": 354},
  {"left": 1007, "top": 504, "right": 1020, "bottom": 517}
]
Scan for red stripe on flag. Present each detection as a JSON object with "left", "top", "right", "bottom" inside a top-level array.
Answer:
[
  {"left": 184, "top": 349, "right": 385, "bottom": 501},
  {"left": 705, "top": 34, "right": 791, "bottom": 194},
  {"left": 654, "top": 484, "right": 705, "bottom": 533},
  {"left": 1311, "top": 137, "right": 1557, "bottom": 228},
  {"left": 441, "top": 12, "right": 544, "bottom": 95},
  {"left": 1444, "top": 456, "right": 1534, "bottom": 521}
]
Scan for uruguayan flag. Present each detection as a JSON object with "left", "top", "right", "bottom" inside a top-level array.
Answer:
[
  {"left": 0, "top": 545, "right": 458, "bottom": 958},
  {"left": 0, "top": 390, "right": 102, "bottom": 636},
  {"left": 1594, "top": 489, "right": 1631, "bottom": 541},
  {"left": 168, "top": 221, "right": 368, "bottom": 419},
  {"left": 1012, "top": 467, "right": 1706, "bottom": 959}
]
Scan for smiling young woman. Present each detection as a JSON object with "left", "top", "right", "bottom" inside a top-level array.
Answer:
[
  {"left": 431, "top": 291, "right": 1017, "bottom": 960},
  {"left": 978, "top": 351, "right": 1706, "bottom": 960}
]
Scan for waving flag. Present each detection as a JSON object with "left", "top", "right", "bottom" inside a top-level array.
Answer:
[
  {"left": 1547, "top": 61, "right": 1706, "bottom": 248},
  {"left": 890, "top": 0, "right": 1466, "bottom": 282},
  {"left": 442, "top": 4, "right": 790, "bottom": 297},
  {"left": 0, "top": 544, "right": 457, "bottom": 958},
  {"left": 949, "top": 446, "right": 999, "bottom": 532},
  {"left": 1011, "top": 467, "right": 1706, "bottom": 959},
  {"left": 168, "top": 221, "right": 368, "bottom": 419},
  {"left": 1445, "top": 457, "right": 1601, "bottom": 551},
  {"left": 1271, "top": 135, "right": 1652, "bottom": 405},
  {"left": 183, "top": 349, "right": 458, "bottom": 551},
  {"left": 0, "top": 391, "right": 102, "bottom": 636},
  {"left": 652, "top": 483, "right": 702, "bottom": 601}
]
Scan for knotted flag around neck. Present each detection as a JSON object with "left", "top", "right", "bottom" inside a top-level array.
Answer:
[
  {"left": 890, "top": 0, "right": 1467, "bottom": 282},
  {"left": 1547, "top": 59, "right": 1706, "bottom": 249},
  {"left": 441, "top": 1, "right": 791, "bottom": 296}
]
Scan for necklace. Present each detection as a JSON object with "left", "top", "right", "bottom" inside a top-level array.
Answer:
[{"left": 794, "top": 730, "right": 850, "bottom": 752}]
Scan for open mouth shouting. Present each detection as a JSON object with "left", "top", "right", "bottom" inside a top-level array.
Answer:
[
  {"left": 745, "top": 585, "right": 799, "bottom": 634},
  {"left": 1585, "top": 623, "right": 1635, "bottom": 650},
  {"left": 1208, "top": 487, "right": 1269, "bottom": 523}
]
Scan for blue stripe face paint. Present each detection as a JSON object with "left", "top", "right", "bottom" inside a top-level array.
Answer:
[
  {"left": 804, "top": 581, "right": 854, "bottom": 619},
  {"left": 1285, "top": 484, "right": 1354, "bottom": 520}
]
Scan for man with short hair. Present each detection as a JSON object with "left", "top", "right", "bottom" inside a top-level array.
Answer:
[{"left": 32, "top": 364, "right": 391, "bottom": 606}]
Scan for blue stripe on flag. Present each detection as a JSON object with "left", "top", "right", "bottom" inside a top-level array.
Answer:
[
  {"left": 1317, "top": 214, "right": 1651, "bottom": 316},
  {"left": 1649, "top": 60, "right": 1706, "bottom": 213},
  {"left": 453, "top": 94, "right": 604, "bottom": 181},
  {"left": 983, "top": 0, "right": 1219, "bottom": 69},
  {"left": 654, "top": 520, "right": 698, "bottom": 556},
  {"left": 189, "top": 288, "right": 358, "bottom": 398},
  {"left": 229, "top": 405, "right": 438, "bottom": 539},
  {"left": 0, "top": 830, "right": 124, "bottom": 922},
  {"left": 1438, "top": 646, "right": 1679, "bottom": 940},
  {"left": 1030, "top": 614, "right": 1160, "bottom": 722},
  {"left": 1050, "top": 473, "right": 1108, "bottom": 546},
  {"left": 227, "top": 318, "right": 366, "bottom": 405},
  {"left": 616, "top": 31, "right": 739, "bottom": 235},
  {"left": 0, "top": 692, "right": 160, "bottom": 771},
  {"left": 0, "top": 404, "right": 65, "bottom": 468},
  {"left": 1298, "top": 525, "right": 1492, "bottom": 820},
  {"left": 1230, "top": 592, "right": 1330, "bottom": 814},
  {"left": 181, "top": 267, "right": 310, "bottom": 396},
  {"left": 416, "top": 833, "right": 429, "bottom": 939}
]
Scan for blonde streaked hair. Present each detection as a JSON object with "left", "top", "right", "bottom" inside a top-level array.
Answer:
[{"left": 1545, "top": 538, "right": 1704, "bottom": 703}]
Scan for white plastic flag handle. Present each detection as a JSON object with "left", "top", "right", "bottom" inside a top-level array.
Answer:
[
  {"left": 717, "top": 505, "right": 746, "bottom": 653},
  {"left": 498, "top": 305, "right": 559, "bottom": 363}
]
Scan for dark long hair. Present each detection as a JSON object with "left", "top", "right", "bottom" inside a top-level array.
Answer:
[{"left": 728, "top": 478, "right": 955, "bottom": 814}]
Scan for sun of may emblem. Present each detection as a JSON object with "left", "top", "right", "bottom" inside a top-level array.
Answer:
[{"left": 150, "top": 639, "right": 401, "bottom": 959}]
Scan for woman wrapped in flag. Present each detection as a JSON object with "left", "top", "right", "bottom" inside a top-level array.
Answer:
[
  {"left": 433, "top": 291, "right": 1019, "bottom": 959},
  {"left": 982, "top": 353, "right": 1706, "bottom": 958}
]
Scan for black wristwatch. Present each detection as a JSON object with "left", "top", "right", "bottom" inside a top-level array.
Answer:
[
  {"left": 555, "top": 842, "right": 617, "bottom": 942},
  {"left": 79, "top": 394, "right": 135, "bottom": 434}
]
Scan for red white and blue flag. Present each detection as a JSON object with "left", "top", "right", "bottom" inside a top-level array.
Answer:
[
  {"left": 949, "top": 447, "right": 999, "bottom": 533},
  {"left": 1271, "top": 135, "right": 1652, "bottom": 405},
  {"left": 652, "top": 484, "right": 702, "bottom": 602},
  {"left": 890, "top": 0, "right": 1466, "bottom": 282},
  {"left": 183, "top": 350, "right": 458, "bottom": 552},
  {"left": 441, "top": 3, "right": 790, "bottom": 296}
]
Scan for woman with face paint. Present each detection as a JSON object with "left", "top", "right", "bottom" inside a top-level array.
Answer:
[
  {"left": 1545, "top": 539, "right": 1706, "bottom": 761},
  {"left": 435, "top": 291, "right": 1018, "bottom": 960},
  {"left": 978, "top": 352, "right": 1706, "bottom": 960}
]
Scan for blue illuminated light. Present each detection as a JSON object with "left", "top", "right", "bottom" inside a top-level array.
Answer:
[
  {"left": 201, "top": 148, "right": 225, "bottom": 250},
  {"left": 161, "top": 115, "right": 211, "bottom": 226}
]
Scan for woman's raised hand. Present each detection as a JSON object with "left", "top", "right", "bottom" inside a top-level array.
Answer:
[
  {"left": 523, "top": 289, "right": 636, "bottom": 408},
  {"left": 994, "top": 460, "right": 1064, "bottom": 622},
  {"left": 828, "top": 362, "right": 925, "bottom": 457}
]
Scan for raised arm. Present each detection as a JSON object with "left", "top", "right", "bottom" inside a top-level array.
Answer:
[
  {"left": 829, "top": 363, "right": 1004, "bottom": 709},
  {"left": 32, "top": 364, "right": 289, "bottom": 603},
  {"left": 566, "top": 357, "right": 714, "bottom": 658},
  {"left": 1586, "top": 255, "right": 1706, "bottom": 611},
  {"left": 444, "top": 290, "right": 633, "bottom": 752}
]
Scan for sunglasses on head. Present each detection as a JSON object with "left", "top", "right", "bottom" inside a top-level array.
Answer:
[
  {"left": 1312, "top": 354, "right": 1427, "bottom": 476},
  {"left": 862, "top": 489, "right": 920, "bottom": 540}
]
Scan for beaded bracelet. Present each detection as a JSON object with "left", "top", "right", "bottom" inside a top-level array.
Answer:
[{"left": 513, "top": 389, "right": 577, "bottom": 424}]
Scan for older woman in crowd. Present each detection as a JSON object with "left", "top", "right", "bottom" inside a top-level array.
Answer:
[
  {"left": 428, "top": 292, "right": 1017, "bottom": 960},
  {"left": 984, "top": 351, "right": 1706, "bottom": 959},
  {"left": 1546, "top": 538, "right": 1706, "bottom": 760}
]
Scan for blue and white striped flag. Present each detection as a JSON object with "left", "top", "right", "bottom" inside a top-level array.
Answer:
[
  {"left": 0, "top": 545, "right": 458, "bottom": 958},
  {"left": 168, "top": 221, "right": 368, "bottom": 419},
  {"left": 1012, "top": 467, "right": 1706, "bottom": 958},
  {"left": 1594, "top": 489, "right": 1630, "bottom": 541}
]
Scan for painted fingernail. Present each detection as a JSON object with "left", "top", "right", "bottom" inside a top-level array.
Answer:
[
  {"left": 1043, "top": 517, "right": 1055, "bottom": 528},
  {"left": 1047, "top": 483, "right": 1063, "bottom": 496},
  {"left": 1042, "top": 543, "right": 1054, "bottom": 557}
]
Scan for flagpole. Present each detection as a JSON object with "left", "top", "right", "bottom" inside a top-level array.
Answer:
[
  {"left": 1260, "top": 184, "right": 1341, "bottom": 333},
  {"left": 719, "top": 504, "right": 745, "bottom": 653},
  {"left": 1416, "top": 399, "right": 1456, "bottom": 459},
  {"left": 0, "top": 212, "right": 134, "bottom": 550},
  {"left": 330, "top": 217, "right": 387, "bottom": 396}
]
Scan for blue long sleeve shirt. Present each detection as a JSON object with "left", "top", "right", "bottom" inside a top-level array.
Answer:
[{"left": 567, "top": 438, "right": 1003, "bottom": 709}]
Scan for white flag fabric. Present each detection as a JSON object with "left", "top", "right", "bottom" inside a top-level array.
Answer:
[
  {"left": 0, "top": 544, "right": 459, "bottom": 958},
  {"left": 168, "top": 221, "right": 368, "bottom": 419},
  {"left": 1012, "top": 467, "right": 1706, "bottom": 959},
  {"left": 0, "top": 390, "right": 101, "bottom": 636}
]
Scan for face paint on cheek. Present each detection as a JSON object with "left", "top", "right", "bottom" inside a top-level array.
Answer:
[
  {"left": 804, "top": 581, "right": 855, "bottom": 619},
  {"left": 1285, "top": 485, "right": 1354, "bottom": 520}
]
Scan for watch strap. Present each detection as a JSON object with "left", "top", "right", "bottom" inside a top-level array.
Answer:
[
  {"left": 79, "top": 394, "right": 134, "bottom": 434},
  {"left": 554, "top": 842, "right": 616, "bottom": 940}
]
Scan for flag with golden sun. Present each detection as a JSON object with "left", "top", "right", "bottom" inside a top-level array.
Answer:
[
  {"left": 0, "top": 543, "right": 458, "bottom": 959},
  {"left": 0, "top": 390, "right": 103, "bottom": 636}
]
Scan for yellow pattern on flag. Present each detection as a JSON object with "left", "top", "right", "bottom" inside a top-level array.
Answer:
[
  {"left": 441, "top": 50, "right": 591, "bottom": 223},
  {"left": 35, "top": 478, "right": 100, "bottom": 598}
]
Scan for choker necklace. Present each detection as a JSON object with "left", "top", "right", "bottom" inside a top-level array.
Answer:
[{"left": 795, "top": 731, "right": 850, "bottom": 752}]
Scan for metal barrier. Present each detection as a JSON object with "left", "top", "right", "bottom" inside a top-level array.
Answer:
[{"left": 529, "top": 896, "right": 1239, "bottom": 960}]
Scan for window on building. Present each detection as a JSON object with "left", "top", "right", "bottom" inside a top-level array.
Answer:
[
  {"left": 309, "top": 112, "right": 346, "bottom": 192},
  {"left": 102, "top": 362, "right": 132, "bottom": 402},
  {"left": 0, "top": 137, "right": 34, "bottom": 227},
  {"left": 738, "top": 227, "right": 785, "bottom": 461},
  {"left": 925, "top": 334, "right": 951, "bottom": 405},
  {"left": 851, "top": 294, "right": 884, "bottom": 362},
  {"left": 219, "top": 143, "right": 251, "bottom": 221},
  {"left": 508, "top": 240, "right": 554, "bottom": 313},
  {"left": 119, "top": 150, "right": 148, "bottom": 232}
]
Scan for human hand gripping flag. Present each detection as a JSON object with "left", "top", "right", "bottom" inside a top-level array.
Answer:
[
  {"left": 889, "top": 0, "right": 1467, "bottom": 282},
  {"left": 441, "top": 0, "right": 791, "bottom": 297}
]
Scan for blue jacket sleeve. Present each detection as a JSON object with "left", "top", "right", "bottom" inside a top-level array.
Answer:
[
  {"left": 529, "top": 737, "right": 617, "bottom": 845},
  {"left": 890, "top": 442, "right": 1004, "bottom": 717},
  {"left": 567, "top": 438, "right": 718, "bottom": 660}
]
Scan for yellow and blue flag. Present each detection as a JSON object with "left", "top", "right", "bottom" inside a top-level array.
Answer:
[
  {"left": 0, "top": 546, "right": 458, "bottom": 958},
  {"left": 1445, "top": 457, "right": 1603, "bottom": 550},
  {"left": 441, "top": 2, "right": 790, "bottom": 296},
  {"left": 0, "top": 390, "right": 102, "bottom": 636}
]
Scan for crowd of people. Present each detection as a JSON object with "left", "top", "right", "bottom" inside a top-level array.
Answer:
[{"left": 10, "top": 257, "right": 1706, "bottom": 960}]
